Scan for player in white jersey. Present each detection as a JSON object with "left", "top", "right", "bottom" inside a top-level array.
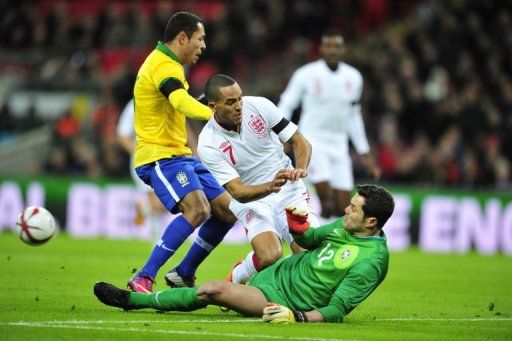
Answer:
[
  {"left": 278, "top": 29, "right": 381, "bottom": 222},
  {"left": 198, "top": 74, "right": 319, "bottom": 284}
]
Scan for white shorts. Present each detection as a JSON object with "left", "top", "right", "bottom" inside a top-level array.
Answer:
[
  {"left": 229, "top": 179, "right": 319, "bottom": 245},
  {"left": 307, "top": 141, "right": 353, "bottom": 190}
]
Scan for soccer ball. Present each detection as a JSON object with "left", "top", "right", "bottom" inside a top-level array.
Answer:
[{"left": 15, "top": 206, "right": 56, "bottom": 245}]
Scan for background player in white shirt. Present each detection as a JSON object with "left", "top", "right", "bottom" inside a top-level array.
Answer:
[
  {"left": 278, "top": 29, "right": 381, "bottom": 223},
  {"left": 117, "top": 98, "right": 163, "bottom": 234},
  {"left": 198, "top": 74, "right": 319, "bottom": 284}
]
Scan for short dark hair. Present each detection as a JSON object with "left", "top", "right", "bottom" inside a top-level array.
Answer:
[
  {"left": 204, "top": 74, "right": 236, "bottom": 102},
  {"left": 356, "top": 184, "right": 394, "bottom": 229},
  {"left": 164, "top": 12, "right": 202, "bottom": 42},
  {"left": 321, "top": 28, "right": 344, "bottom": 44}
]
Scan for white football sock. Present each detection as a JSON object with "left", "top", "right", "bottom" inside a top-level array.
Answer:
[{"left": 231, "top": 251, "right": 258, "bottom": 284}]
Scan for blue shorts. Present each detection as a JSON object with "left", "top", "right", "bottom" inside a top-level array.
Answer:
[{"left": 136, "top": 157, "right": 225, "bottom": 214}]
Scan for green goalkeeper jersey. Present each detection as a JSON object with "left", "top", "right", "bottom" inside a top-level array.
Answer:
[{"left": 248, "top": 218, "right": 389, "bottom": 322}]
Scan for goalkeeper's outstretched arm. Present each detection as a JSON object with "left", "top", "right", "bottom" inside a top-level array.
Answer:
[
  {"left": 262, "top": 303, "right": 327, "bottom": 323},
  {"left": 302, "top": 309, "right": 325, "bottom": 322}
]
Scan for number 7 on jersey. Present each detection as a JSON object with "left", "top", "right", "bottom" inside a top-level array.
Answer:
[{"left": 222, "top": 144, "right": 237, "bottom": 165}]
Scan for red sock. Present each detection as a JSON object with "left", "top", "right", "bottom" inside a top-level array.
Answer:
[{"left": 252, "top": 253, "right": 262, "bottom": 272}]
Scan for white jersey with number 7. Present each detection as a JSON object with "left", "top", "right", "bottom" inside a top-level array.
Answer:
[{"left": 198, "top": 96, "right": 298, "bottom": 187}]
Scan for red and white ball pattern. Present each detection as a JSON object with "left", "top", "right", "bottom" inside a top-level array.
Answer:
[{"left": 15, "top": 206, "right": 56, "bottom": 245}]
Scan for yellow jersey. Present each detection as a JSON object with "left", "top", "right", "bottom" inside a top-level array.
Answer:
[{"left": 133, "top": 41, "right": 212, "bottom": 167}]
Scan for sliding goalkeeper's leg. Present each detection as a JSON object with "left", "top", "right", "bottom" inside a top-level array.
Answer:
[
  {"left": 94, "top": 282, "right": 205, "bottom": 312},
  {"left": 94, "top": 280, "right": 268, "bottom": 316}
]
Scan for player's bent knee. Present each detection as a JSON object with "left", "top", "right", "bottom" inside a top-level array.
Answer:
[
  {"left": 192, "top": 208, "right": 211, "bottom": 224},
  {"left": 198, "top": 280, "right": 227, "bottom": 300},
  {"left": 183, "top": 202, "right": 211, "bottom": 226},
  {"left": 256, "top": 251, "right": 282, "bottom": 269},
  {"left": 210, "top": 193, "right": 237, "bottom": 224}
]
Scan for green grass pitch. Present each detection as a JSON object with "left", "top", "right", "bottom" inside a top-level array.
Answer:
[{"left": 1, "top": 231, "right": 511, "bottom": 340}]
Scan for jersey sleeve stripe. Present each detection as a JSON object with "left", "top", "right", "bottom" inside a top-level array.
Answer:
[
  {"left": 159, "top": 77, "right": 185, "bottom": 98},
  {"left": 277, "top": 121, "right": 298, "bottom": 142},
  {"left": 271, "top": 117, "right": 291, "bottom": 134}
]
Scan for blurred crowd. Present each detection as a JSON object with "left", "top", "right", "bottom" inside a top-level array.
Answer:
[
  {"left": 0, "top": 0, "right": 510, "bottom": 189},
  {"left": 358, "top": 1, "right": 512, "bottom": 188}
]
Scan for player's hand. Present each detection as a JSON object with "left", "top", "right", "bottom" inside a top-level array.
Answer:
[
  {"left": 285, "top": 205, "right": 310, "bottom": 234},
  {"left": 262, "top": 303, "right": 296, "bottom": 324},
  {"left": 289, "top": 168, "right": 307, "bottom": 183},
  {"left": 269, "top": 169, "right": 291, "bottom": 193},
  {"left": 369, "top": 165, "right": 382, "bottom": 181},
  {"left": 362, "top": 154, "right": 381, "bottom": 181},
  {"left": 262, "top": 303, "right": 308, "bottom": 323}
]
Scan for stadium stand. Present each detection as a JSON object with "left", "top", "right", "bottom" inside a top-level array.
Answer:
[{"left": 0, "top": 0, "right": 510, "bottom": 188}]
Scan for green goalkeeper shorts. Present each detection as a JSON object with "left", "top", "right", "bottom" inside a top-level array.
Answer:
[{"left": 248, "top": 263, "right": 293, "bottom": 308}]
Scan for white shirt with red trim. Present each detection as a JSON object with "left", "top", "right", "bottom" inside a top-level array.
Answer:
[
  {"left": 198, "top": 96, "right": 298, "bottom": 186},
  {"left": 278, "top": 60, "right": 370, "bottom": 156}
]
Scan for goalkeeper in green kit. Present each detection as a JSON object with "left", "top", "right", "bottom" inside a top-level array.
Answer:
[{"left": 94, "top": 184, "right": 394, "bottom": 323}]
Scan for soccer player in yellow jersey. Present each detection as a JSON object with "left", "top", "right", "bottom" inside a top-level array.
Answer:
[{"left": 128, "top": 12, "right": 236, "bottom": 293}]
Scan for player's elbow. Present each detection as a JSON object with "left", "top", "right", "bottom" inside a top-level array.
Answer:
[
  {"left": 230, "top": 189, "right": 251, "bottom": 203},
  {"left": 304, "top": 139, "right": 312, "bottom": 156},
  {"left": 301, "top": 135, "right": 312, "bottom": 152},
  {"left": 290, "top": 133, "right": 312, "bottom": 152},
  {"left": 233, "top": 195, "right": 251, "bottom": 204}
]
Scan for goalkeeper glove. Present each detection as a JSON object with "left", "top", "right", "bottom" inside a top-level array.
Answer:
[
  {"left": 262, "top": 302, "right": 308, "bottom": 324},
  {"left": 285, "top": 205, "right": 310, "bottom": 234}
]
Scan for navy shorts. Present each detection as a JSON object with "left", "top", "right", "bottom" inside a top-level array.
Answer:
[{"left": 136, "top": 157, "right": 225, "bottom": 214}]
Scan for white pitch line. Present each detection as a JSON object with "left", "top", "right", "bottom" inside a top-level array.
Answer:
[
  {"left": 24, "top": 319, "right": 257, "bottom": 324},
  {"left": 9, "top": 317, "right": 512, "bottom": 324},
  {"left": 4, "top": 317, "right": 511, "bottom": 326},
  {"left": 371, "top": 317, "right": 512, "bottom": 322},
  {"left": 0, "top": 322, "right": 355, "bottom": 341}
]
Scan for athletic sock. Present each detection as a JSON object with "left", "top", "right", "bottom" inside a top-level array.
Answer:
[
  {"left": 177, "top": 216, "right": 233, "bottom": 277},
  {"left": 138, "top": 215, "right": 195, "bottom": 278},
  {"left": 129, "top": 287, "right": 205, "bottom": 311},
  {"left": 232, "top": 251, "right": 258, "bottom": 284}
]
